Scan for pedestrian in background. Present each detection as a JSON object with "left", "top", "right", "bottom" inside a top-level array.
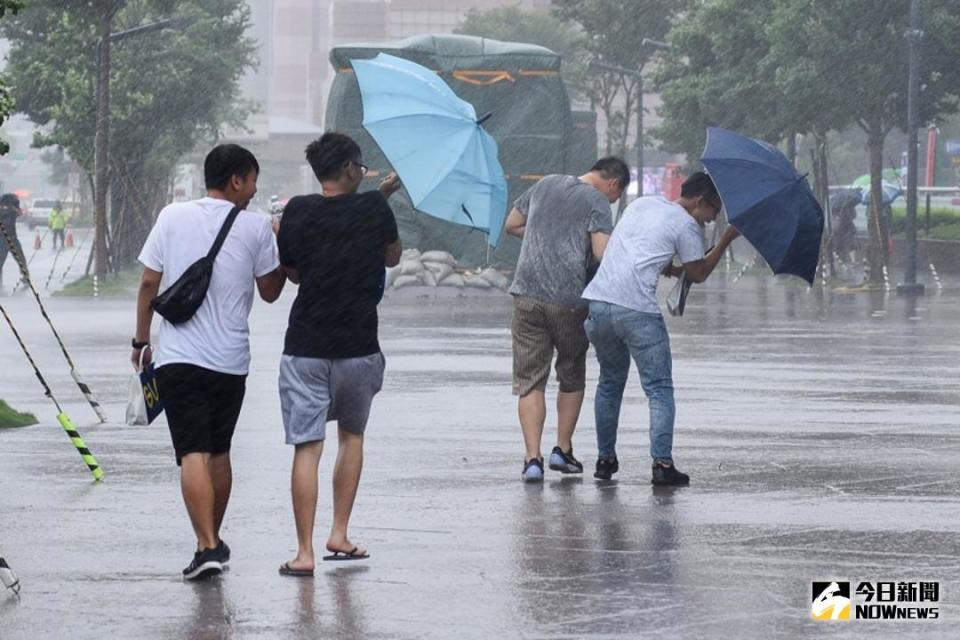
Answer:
[
  {"left": 49, "top": 200, "right": 67, "bottom": 250},
  {"left": 503, "top": 157, "right": 629, "bottom": 482},
  {"left": 0, "top": 193, "right": 27, "bottom": 291}
]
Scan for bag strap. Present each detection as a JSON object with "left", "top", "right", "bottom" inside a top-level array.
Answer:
[{"left": 206, "top": 206, "right": 242, "bottom": 260}]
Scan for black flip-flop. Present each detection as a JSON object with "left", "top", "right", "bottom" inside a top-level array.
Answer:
[
  {"left": 278, "top": 562, "right": 314, "bottom": 577},
  {"left": 322, "top": 547, "right": 369, "bottom": 562}
]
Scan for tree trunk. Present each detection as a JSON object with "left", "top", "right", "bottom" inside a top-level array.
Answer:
[
  {"left": 93, "top": 9, "right": 113, "bottom": 280},
  {"left": 866, "top": 128, "right": 886, "bottom": 285},
  {"left": 110, "top": 158, "right": 168, "bottom": 268},
  {"left": 811, "top": 131, "right": 834, "bottom": 278},
  {"left": 786, "top": 131, "right": 797, "bottom": 167},
  {"left": 620, "top": 76, "right": 636, "bottom": 160}
]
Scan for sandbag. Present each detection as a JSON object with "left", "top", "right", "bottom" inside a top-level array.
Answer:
[
  {"left": 393, "top": 274, "right": 423, "bottom": 288},
  {"left": 420, "top": 250, "right": 456, "bottom": 266},
  {"left": 437, "top": 273, "right": 465, "bottom": 288},
  {"left": 421, "top": 269, "right": 438, "bottom": 287},
  {"left": 401, "top": 248, "right": 422, "bottom": 262},
  {"left": 463, "top": 272, "right": 492, "bottom": 289},
  {"left": 424, "top": 262, "right": 454, "bottom": 282},
  {"left": 479, "top": 267, "right": 510, "bottom": 289},
  {"left": 385, "top": 265, "right": 402, "bottom": 288},
  {"left": 400, "top": 259, "right": 425, "bottom": 276}
]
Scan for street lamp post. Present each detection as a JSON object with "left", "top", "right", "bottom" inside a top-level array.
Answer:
[
  {"left": 898, "top": 0, "right": 925, "bottom": 295},
  {"left": 92, "top": 15, "right": 175, "bottom": 279}
]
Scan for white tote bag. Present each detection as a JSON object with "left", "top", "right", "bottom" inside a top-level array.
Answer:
[
  {"left": 665, "top": 272, "right": 692, "bottom": 317},
  {"left": 125, "top": 351, "right": 149, "bottom": 425}
]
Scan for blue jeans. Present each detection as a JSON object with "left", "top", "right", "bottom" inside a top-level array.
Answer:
[{"left": 584, "top": 301, "right": 675, "bottom": 462}]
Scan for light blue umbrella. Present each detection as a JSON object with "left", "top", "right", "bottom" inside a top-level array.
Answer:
[{"left": 351, "top": 53, "right": 508, "bottom": 246}]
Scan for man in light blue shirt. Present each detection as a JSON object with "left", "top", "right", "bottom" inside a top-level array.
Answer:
[{"left": 582, "top": 172, "right": 739, "bottom": 485}]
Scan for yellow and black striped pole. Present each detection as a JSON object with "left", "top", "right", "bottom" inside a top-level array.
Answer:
[
  {"left": 0, "top": 220, "right": 107, "bottom": 423},
  {"left": 0, "top": 300, "right": 104, "bottom": 481},
  {"left": 57, "top": 413, "right": 104, "bottom": 481}
]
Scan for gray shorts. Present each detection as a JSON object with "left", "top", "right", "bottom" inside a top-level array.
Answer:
[{"left": 279, "top": 352, "right": 385, "bottom": 445}]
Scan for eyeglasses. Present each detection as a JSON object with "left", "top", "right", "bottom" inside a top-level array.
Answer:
[{"left": 350, "top": 161, "right": 369, "bottom": 176}]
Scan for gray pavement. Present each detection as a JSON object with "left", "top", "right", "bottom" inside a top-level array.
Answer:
[{"left": 1, "top": 265, "right": 960, "bottom": 638}]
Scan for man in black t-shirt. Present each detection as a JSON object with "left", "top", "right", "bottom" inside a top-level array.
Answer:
[{"left": 276, "top": 132, "right": 402, "bottom": 575}]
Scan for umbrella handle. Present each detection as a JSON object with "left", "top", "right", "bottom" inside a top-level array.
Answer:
[{"left": 477, "top": 112, "right": 492, "bottom": 125}]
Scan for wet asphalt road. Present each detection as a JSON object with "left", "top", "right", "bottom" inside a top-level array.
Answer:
[{"left": 1, "top": 247, "right": 960, "bottom": 638}]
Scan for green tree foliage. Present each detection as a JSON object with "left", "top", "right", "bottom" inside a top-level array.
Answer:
[
  {"left": 552, "top": 0, "right": 688, "bottom": 156},
  {"left": 652, "top": 0, "right": 787, "bottom": 163},
  {"left": 0, "top": 0, "right": 25, "bottom": 155},
  {"left": 456, "top": 5, "right": 582, "bottom": 62},
  {"left": 2, "top": 0, "right": 256, "bottom": 265},
  {"left": 455, "top": 6, "right": 587, "bottom": 101},
  {"left": 768, "top": 0, "right": 960, "bottom": 283},
  {"left": 654, "top": 0, "right": 960, "bottom": 283}
]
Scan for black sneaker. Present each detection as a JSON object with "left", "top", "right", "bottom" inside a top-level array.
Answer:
[
  {"left": 521, "top": 457, "right": 544, "bottom": 482},
  {"left": 182, "top": 547, "right": 223, "bottom": 580},
  {"left": 651, "top": 461, "right": 690, "bottom": 486},
  {"left": 548, "top": 446, "right": 583, "bottom": 474},
  {"left": 594, "top": 456, "right": 619, "bottom": 480},
  {"left": 216, "top": 539, "right": 230, "bottom": 568}
]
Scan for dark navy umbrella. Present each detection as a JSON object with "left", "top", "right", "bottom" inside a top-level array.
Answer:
[{"left": 701, "top": 127, "right": 824, "bottom": 284}]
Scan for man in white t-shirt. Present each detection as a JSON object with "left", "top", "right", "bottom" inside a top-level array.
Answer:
[
  {"left": 582, "top": 172, "right": 740, "bottom": 486},
  {"left": 132, "top": 144, "right": 286, "bottom": 580}
]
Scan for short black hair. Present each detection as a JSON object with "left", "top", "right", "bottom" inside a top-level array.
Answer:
[
  {"left": 681, "top": 171, "right": 721, "bottom": 207},
  {"left": 0, "top": 193, "right": 20, "bottom": 208},
  {"left": 306, "top": 132, "right": 362, "bottom": 182},
  {"left": 590, "top": 156, "right": 631, "bottom": 191},
  {"left": 204, "top": 144, "right": 260, "bottom": 191}
]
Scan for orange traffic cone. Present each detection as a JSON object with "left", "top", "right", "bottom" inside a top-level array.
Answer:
[
  {"left": 65, "top": 229, "right": 74, "bottom": 248},
  {"left": 33, "top": 230, "right": 42, "bottom": 250}
]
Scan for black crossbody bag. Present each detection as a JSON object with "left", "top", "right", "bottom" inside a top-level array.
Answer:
[{"left": 151, "top": 205, "right": 241, "bottom": 324}]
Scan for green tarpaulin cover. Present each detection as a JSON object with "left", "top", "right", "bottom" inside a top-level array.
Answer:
[{"left": 327, "top": 34, "right": 584, "bottom": 267}]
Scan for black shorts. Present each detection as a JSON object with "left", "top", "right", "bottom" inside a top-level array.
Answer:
[{"left": 156, "top": 363, "right": 247, "bottom": 465}]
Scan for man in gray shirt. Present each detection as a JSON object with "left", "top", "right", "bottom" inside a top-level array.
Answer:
[{"left": 504, "top": 157, "right": 629, "bottom": 482}]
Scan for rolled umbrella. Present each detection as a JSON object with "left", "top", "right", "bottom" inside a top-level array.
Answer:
[
  {"left": 701, "top": 127, "right": 824, "bottom": 284},
  {"left": 351, "top": 53, "right": 508, "bottom": 246}
]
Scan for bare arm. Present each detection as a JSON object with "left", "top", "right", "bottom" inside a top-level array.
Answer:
[
  {"left": 385, "top": 237, "right": 402, "bottom": 267},
  {"left": 132, "top": 267, "right": 162, "bottom": 369},
  {"left": 378, "top": 172, "right": 401, "bottom": 198},
  {"left": 284, "top": 266, "right": 301, "bottom": 284},
  {"left": 504, "top": 208, "right": 526, "bottom": 238},
  {"left": 590, "top": 231, "right": 610, "bottom": 261},
  {"left": 682, "top": 226, "right": 740, "bottom": 283},
  {"left": 256, "top": 267, "right": 286, "bottom": 302}
]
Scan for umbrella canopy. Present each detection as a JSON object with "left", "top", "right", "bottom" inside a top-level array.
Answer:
[
  {"left": 859, "top": 181, "right": 902, "bottom": 205},
  {"left": 701, "top": 127, "right": 824, "bottom": 284},
  {"left": 852, "top": 170, "right": 900, "bottom": 188},
  {"left": 351, "top": 53, "right": 508, "bottom": 246},
  {"left": 829, "top": 188, "right": 863, "bottom": 211}
]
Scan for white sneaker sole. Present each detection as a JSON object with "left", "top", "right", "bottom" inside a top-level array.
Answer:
[{"left": 183, "top": 560, "right": 223, "bottom": 580}]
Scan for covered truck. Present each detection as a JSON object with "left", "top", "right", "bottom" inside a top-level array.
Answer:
[{"left": 327, "top": 34, "right": 591, "bottom": 267}]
